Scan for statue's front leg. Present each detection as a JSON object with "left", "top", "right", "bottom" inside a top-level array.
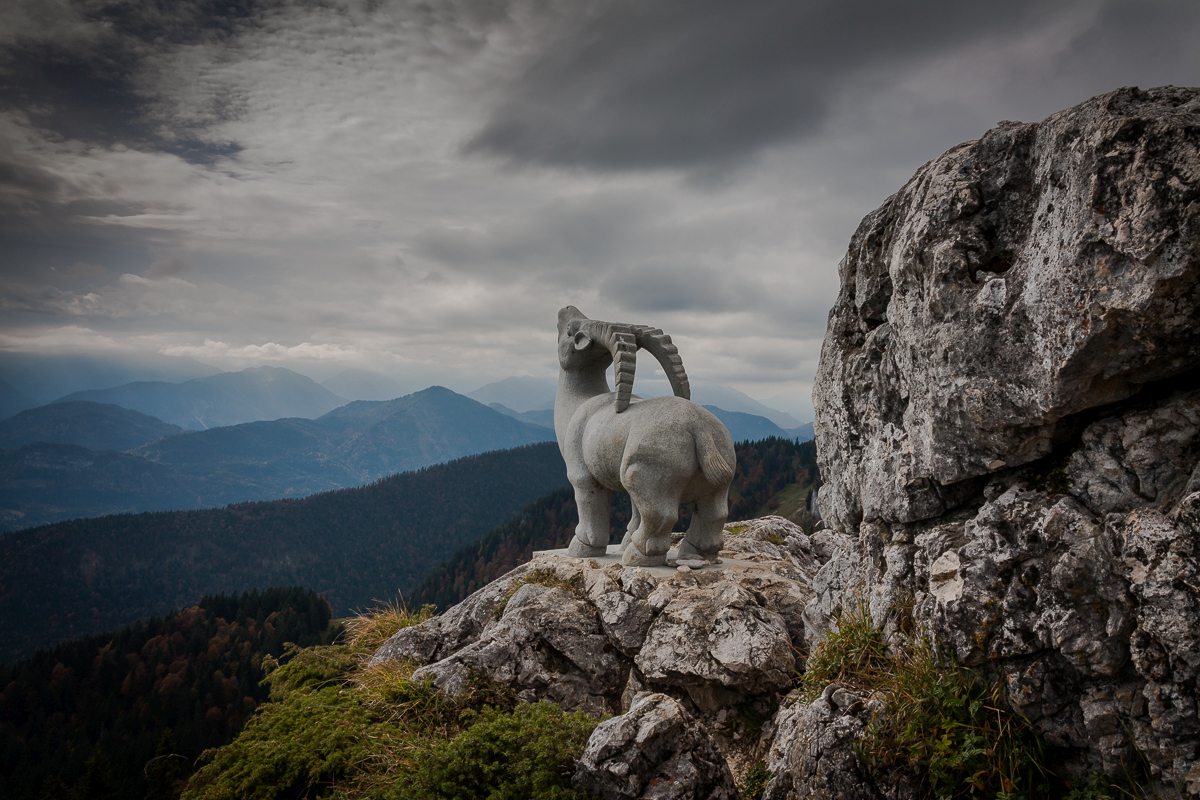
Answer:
[{"left": 568, "top": 476, "right": 611, "bottom": 557}]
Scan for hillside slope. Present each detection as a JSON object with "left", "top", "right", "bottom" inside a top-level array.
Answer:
[
  {"left": 0, "top": 587, "right": 335, "bottom": 800},
  {"left": 0, "top": 388, "right": 556, "bottom": 532},
  {"left": 0, "top": 443, "right": 247, "bottom": 532},
  {"left": 0, "top": 442, "right": 569, "bottom": 662}
]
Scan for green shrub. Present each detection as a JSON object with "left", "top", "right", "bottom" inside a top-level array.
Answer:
[
  {"left": 183, "top": 606, "right": 598, "bottom": 800},
  {"left": 392, "top": 701, "right": 598, "bottom": 800},
  {"left": 799, "top": 596, "right": 891, "bottom": 701}
]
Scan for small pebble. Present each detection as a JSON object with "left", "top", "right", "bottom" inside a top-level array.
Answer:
[
  {"left": 677, "top": 565, "right": 692, "bottom": 572},
  {"left": 677, "top": 559, "right": 707, "bottom": 569}
]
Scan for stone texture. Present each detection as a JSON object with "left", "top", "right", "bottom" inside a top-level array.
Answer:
[
  {"left": 814, "top": 86, "right": 1200, "bottom": 533},
  {"left": 762, "top": 686, "right": 917, "bottom": 800},
  {"left": 801, "top": 86, "right": 1200, "bottom": 796},
  {"left": 572, "top": 692, "right": 740, "bottom": 800},
  {"left": 373, "top": 518, "right": 820, "bottom": 733}
]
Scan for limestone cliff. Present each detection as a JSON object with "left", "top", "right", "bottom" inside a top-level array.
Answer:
[{"left": 806, "top": 86, "right": 1200, "bottom": 796}]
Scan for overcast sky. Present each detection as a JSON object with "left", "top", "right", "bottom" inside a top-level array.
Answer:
[{"left": 1, "top": 0, "right": 1198, "bottom": 419}]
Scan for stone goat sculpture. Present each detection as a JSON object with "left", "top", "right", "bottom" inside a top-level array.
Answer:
[{"left": 554, "top": 306, "right": 736, "bottom": 566}]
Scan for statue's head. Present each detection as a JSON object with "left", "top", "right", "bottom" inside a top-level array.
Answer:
[{"left": 556, "top": 306, "right": 691, "bottom": 412}]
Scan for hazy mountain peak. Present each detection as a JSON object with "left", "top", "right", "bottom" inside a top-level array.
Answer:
[
  {"left": 53, "top": 366, "right": 348, "bottom": 430},
  {"left": 320, "top": 368, "right": 409, "bottom": 401},
  {"left": 467, "top": 376, "right": 557, "bottom": 413}
]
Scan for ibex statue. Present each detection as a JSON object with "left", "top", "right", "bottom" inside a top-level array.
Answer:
[{"left": 554, "top": 306, "right": 736, "bottom": 567}]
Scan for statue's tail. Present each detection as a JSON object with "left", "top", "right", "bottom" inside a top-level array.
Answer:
[{"left": 695, "top": 428, "right": 734, "bottom": 486}]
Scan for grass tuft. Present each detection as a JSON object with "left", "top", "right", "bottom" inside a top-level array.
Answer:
[
  {"left": 344, "top": 600, "right": 437, "bottom": 652},
  {"left": 801, "top": 598, "right": 1049, "bottom": 799},
  {"left": 739, "top": 760, "right": 772, "bottom": 800}
]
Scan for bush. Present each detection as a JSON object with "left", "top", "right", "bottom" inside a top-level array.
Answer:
[
  {"left": 392, "top": 701, "right": 598, "bottom": 800},
  {"left": 183, "top": 606, "right": 599, "bottom": 800}
]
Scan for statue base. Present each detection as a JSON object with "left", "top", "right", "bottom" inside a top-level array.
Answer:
[{"left": 532, "top": 545, "right": 756, "bottom": 579}]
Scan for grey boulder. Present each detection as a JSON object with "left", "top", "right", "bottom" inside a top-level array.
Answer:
[{"left": 573, "top": 691, "right": 740, "bottom": 800}]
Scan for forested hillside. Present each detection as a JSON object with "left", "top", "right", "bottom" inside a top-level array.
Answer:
[
  {"left": 410, "top": 437, "right": 818, "bottom": 609},
  {"left": 0, "top": 443, "right": 568, "bottom": 662},
  {"left": 0, "top": 587, "right": 335, "bottom": 800},
  {"left": 0, "top": 443, "right": 251, "bottom": 533}
]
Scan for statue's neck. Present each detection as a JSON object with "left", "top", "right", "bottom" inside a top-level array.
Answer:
[{"left": 554, "top": 369, "right": 610, "bottom": 443}]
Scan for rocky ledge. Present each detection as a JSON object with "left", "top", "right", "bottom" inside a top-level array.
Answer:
[{"left": 373, "top": 516, "right": 824, "bottom": 797}]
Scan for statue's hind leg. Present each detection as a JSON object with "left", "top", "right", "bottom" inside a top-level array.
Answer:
[
  {"left": 678, "top": 488, "right": 727, "bottom": 563},
  {"left": 621, "top": 466, "right": 678, "bottom": 567},
  {"left": 618, "top": 501, "right": 639, "bottom": 552}
]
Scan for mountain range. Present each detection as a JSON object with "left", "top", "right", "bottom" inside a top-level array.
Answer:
[
  {"left": 320, "top": 367, "right": 411, "bottom": 401},
  {"left": 54, "top": 365, "right": 348, "bottom": 430},
  {"left": 131, "top": 386, "right": 554, "bottom": 496},
  {"left": 0, "top": 388, "right": 555, "bottom": 532},
  {"left": 467, "top": 374, "right": 808, "bottom": 429},
  {"left": 488, "top": 399, "right": 813, "bottom": 443},
  {"left": 0, "top": 350, "right": 221, "bottom": 407},
  {"left": 0, "top": 401, "right": 183, "bottom": 451}
]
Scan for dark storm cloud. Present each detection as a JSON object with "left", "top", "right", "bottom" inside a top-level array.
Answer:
[
  {"left": 600, "top": 262, "right": 764, "bottom": 314},
  {"left": 464, "top": 0, "right": 1060, "bottom": 171},
  {"left": 0, "top": 0, "right": 260, "bottom": 158}
]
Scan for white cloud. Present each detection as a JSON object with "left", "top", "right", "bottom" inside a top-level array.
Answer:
[{"left": 161, "top": 338, "right": 362, "bottom": 362}]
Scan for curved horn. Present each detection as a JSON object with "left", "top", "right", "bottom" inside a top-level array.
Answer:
[
  {"left": 583, "top": 321, "right": 638, "bottom": 413},
  {"left": 633, "top": 325, "right": 690, "bottom": 401}
]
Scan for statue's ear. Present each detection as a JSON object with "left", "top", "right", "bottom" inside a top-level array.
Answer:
[{"left": 573, "top": 330, "right": 592, "bottom": 351}]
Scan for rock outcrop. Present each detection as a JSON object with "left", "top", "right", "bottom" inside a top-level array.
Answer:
[
  {"left": 806, "top": 86, "right": 1200, "bottom": 796},
  {"left": 373, "top": 516, "right": 821, "bottom": 796},
  {"left": 574, "top": 692, "right": 740, "bottom": 800}
]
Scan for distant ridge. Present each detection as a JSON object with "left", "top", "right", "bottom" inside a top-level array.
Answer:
[
  {"left": 55, "top": 366, "right": 347, "bottom": 430},
  {"left": 0, "top": 401, "right": 183, "bottom": 451},
  {"left": 133, "top": 386, "right": 555, "bottom": 497},
  {"left": 467, "top": 376, "right": 557, "bottom": 412},
  {"left": 320, "top": 367, "right": 410, "bottom": 401},
  {"left": 0, "top": 351, "right": 221, "bottom": 405},
  {"left": 0, "top": 379, "right": 35, "bottom": 422}
]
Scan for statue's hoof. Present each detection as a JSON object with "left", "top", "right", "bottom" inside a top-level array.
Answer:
[
  {"left": 621, "top": 543, "right": 665, "bottom": 567},
  {"left": 567, "top": 537, "right": 608, "bottom": 558},
  {"left": 676, "top": 540, "right": 721, "bottom": 564}
]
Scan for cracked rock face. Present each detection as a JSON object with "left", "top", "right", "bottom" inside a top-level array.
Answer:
[
  {"left": 762, "top": 686, "right": 916, "bottom": 800},
  {"left": 805, "top": 87, "right": 1200, "bottom": 796},
  {"left": 573, "top": 692, "right": 739, "bottom": 800},
  {"left": 815, "top": 86, "right": 1200, "bottom": 533}
]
